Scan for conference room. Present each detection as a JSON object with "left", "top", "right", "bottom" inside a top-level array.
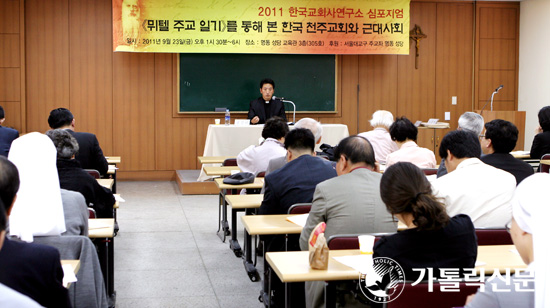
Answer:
[{"left": 0, "top": 0, "right": 549, "bottom": 307}]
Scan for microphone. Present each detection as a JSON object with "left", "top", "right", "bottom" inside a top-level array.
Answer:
[
  {"left": 272, "top": 96, "right": 285, "bottom": 101},
  {"left": 272, "top": 96, "right": 295, "bottom": 124},
  {"left": 495, "top": 85, "right": 503, "bottom": 93},
  {"left": 480, "top": 84, "right": 504, "bottom": 115}
]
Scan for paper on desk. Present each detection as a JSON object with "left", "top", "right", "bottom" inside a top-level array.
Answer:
[
  {"left": 510, "top": 248, "right": 520, "bottom": 256},
  {"left": 88, "top": 220, "right": 112, "bottom": 229},
  {"left": 114, "top": 194, "right": 125, "bottom": 202},
  {"left": 475, "top": 260, "right": 486, "bottom": 267},
  {"left": 286, "top": 214, "right": 309, "bottom": 227},
  {"left": 62, "top": 264, "right": 78, "bottom": 287},
  {"left": 510, "top": 150, "right": 530, "bottom": 156},
  {"left": 333, "top": 255, "right": 374, "bottom": 274}
]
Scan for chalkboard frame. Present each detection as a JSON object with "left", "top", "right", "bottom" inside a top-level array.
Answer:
[{"left": 176, "top": 54, "right": 339, "bottom": 114}]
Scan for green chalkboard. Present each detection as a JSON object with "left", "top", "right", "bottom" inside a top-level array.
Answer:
[{"left": 179, "top": 54, "right": 336, "bottom": 113}]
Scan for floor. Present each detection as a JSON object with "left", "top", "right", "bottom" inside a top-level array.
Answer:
[{"left": 114, "top": 181, "right": 263, "bottom": 308}]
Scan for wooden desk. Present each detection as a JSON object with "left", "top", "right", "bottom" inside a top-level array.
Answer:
[
  {"left": 540, "top": 159, "right": 550, "bottom": 165},
  {"left": 88, "top": 218, "right": 115, "bottom": 298},
  {"left": 225, "top": 194, "right": 263, "bottom": 209},
  {"left": 242, "top": 214, "right": 303, "bottom": 235},
  {"left": 214, "top": 177, "right": 264, "bottom": 190},
  {"left": 105, "top": 156, "right": 121, "bottom": 164},
  {"left": 97, "top": 179, "right": 114, "bottom": 190},
  {"left": 204, "top": 166, "right": 241, "bottom": 176},
  {"left": 267, "top": 245, "right": 526, "bottom": 284},
  {"left": 511, "top": 151, "right": 530, "bottom": 159},
  {"left": 198, "top": 156, "right": 235, "bottom": 164}
]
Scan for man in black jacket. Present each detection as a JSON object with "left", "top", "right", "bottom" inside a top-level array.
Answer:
[
  {"left": 48, "top": 108, "right": 109, "bottom": 176},
  {"left": 480, "top": 119, "right": 534, "bottom": 185},
  {"left": 247, "top": 78, "right": 287, "bottom": 124}
]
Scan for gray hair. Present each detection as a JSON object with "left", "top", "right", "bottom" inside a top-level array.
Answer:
[
  {"left": 458, "top": 112, "right": 484, "bottom": 135},
  {"left": 46, "top": 129, "right": 79, "bottom": 159},
  {"left": 294, "top": 118, "right": 322, "bottom": 143},
  {"left": 370, "top": 110, "right": 394, "bottom": 129}
]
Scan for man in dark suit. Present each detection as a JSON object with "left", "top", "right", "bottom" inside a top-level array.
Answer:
[
  {"left": 247, "top": 78, "right": 287, "bottom": 124},
  {"left": 48, "top": 108, "right": 109, "bottom": 175},
  {"left": 0, "top": 156, "right": 71, "bottom": 308},
  {"left": 480, "top": 119, "right": 534, "bottom": 185},
  {"left": 0, "top": 106, "right": 19, "bottom": 157}
]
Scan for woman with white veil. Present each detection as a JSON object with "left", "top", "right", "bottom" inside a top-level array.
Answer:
[
  {"left": 8, "top": 132, "right": 87, "bottom": 242},
  {"left": 466, "top": 173, "right": 550, "bottom": 308}
]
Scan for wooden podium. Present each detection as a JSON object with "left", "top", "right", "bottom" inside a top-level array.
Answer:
[{"left": 476, "top": 110, "right": 526, "bottom": 151}]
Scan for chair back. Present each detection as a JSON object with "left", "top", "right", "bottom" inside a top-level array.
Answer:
[
  {"left": 475, "top": 228, "right": 513, "bottom": 245},
  {"left": 287, "top": 203, "right": 312, "bottom": 214},
  {"left": 384, "top": 281, "right": 479, "bottom": 308},
  {"left": 85, "top": 169, "right": 101, "bottom": 179},
  {"left": 88, "top": 208, "right": 97, "bottom": 219},
  {"left": 540, "top": 153, "right": 550, "bottom": 173},
  {"left": 222, "top": 158, "right": 238, "bottom": 167},
  {"left": 257, "top": 171, "right": 266, "bottom": 178},
  {"left": 327, "top": 233, "right": 395, "bottom": 250},
  {"left": 421, "top": 168, "right": 438, "bottom": 176}
]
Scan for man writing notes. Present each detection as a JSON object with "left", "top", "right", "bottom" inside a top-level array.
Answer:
[{"left": 248, "top": 78, "right": 287, "bottom": 124}]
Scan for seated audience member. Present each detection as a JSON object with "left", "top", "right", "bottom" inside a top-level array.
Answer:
[
  {"left": 358, "top": 110, "right": 398, "bottom": 164},
  {"left": 300, "top": 135, "right": 396, "bottom": 308},
  {"left": 481, "top": 119, "right": 534, "bottom": 184},
  {"left": 0, "top": 105, "right": 19, "bottom": 157},
  {"left": 237, "top": 116, "right": 288, "bottom": 175},
  {"left": 374, "top": 162, "right": 477, "bottom": 282},
  {"left": 432, "top": 130, "right": 516, "bottom": 228},
  {"left": 265, "top": 117, "right": 323, "bottom": 176},
  {"left": 47, "top": 129, "right": 115, "bottom": 218},
  {"left": 8, "top": 132, "right": 88, "bottom": 238},
  {"left": 530, "top": 106, "right": 550, "bottom": 160},
  {"left": 259, "top": 128, "right": 336, "bottom": 215},
  {"left": 438, "top": 112, "right": 484, "bottom": 177},
  {"left": 0, "top": 156, "right": 71, "bottom": 308},
  {"left": 48, "top": 107, "right": 109, "bottom": 175},
  {"left": 0, "top": 199, "right": 43, "bottom": 308},
  {"left": 385, "top": 116, "right": 436, "bottom": 168},
  {"left": 465, "top": 173, "right": 550, "bottom": 308}
]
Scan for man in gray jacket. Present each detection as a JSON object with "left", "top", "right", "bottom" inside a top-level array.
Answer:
[{"left": 299, "top": 135, "right": 397, "bottom": 308}]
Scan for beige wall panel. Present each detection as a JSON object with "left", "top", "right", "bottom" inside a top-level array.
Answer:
[
  {"left": 69, "top": 0, "right": 114, "bottom": 155},
  {"left": 479, "top": 39, "right": 516, "bottom": 70},
  {"left": 25, "top": 0, "right": 70, "bottom": 132},
  {"left": 357, "top": 55, "right": 398, "bottom": 133},
  {"left": 0, "top": 68, "right": 20, "bottom": 101},
  {"left": 397, "top": 2, "right": 436, "bottom": 122},
  {"left": 479, "top": 7, "right": 517, "bottom": 39},
  {"left": 435, "top": 2, "right": 474, "bottom": 129},
  {"left": 0, "top": 34, "right": 20, "bottom": 67},
  {"left": 113, "top": 52, "right": 156, "bottom": 171},
  {"left": 0, "top": 0, "right": 19, "bottom": 34},
  {"left": 0, "top": 101, "right": 21, "bottom": 130}
]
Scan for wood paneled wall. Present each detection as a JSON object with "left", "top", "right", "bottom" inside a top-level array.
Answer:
[{"left": 0, "top": 0, "right": 520, "bottom": 180}]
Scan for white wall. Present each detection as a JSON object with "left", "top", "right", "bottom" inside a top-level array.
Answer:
[{"left": 518, "top": 0, "right": 550, "bottom": 150}]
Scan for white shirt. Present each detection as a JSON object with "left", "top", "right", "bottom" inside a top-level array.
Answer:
[
  {"left": 431, "top": 158, "right": 516, "bottom": 228},
  {"left": 358, "top": 127, "right": 398, "bottom": 164},
  {"left": 0, "top": 283, "right": 44, "bottom": 308},
  {"left": 237, "top": 138, "right": 286, "bottom": 175},
  {"left": 385, "top": 141, "right": 436, "bottom": 169}
]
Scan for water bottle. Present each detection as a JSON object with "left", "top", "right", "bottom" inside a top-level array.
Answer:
[{"left": 225, "top": 109, "right": 230, "bottom": 125}]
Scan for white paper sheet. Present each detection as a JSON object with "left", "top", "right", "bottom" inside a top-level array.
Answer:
[
  {"left": 286, "top": 214, "right": 309, "bottom": 227},
  {"left": 333, "top": 254, "right": 374, "bottom": 274},
  {"left": 62, "top": 264, "right": 78, "bottom": 288}
]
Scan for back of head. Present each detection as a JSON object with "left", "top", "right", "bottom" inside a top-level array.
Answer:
[
  {"left": 439, "top": 130, "right": 481, "bottom": 160},
  {"left": 260, "top": 78, "right": 275, "bottom": 89},
  {"left": 334, "top": 135, "right": 376, "bottom": 168},
  {"left": 485, "top": 119, "right": 518, "bottom": 153},
  {"left": 380, "top": 162, "right": 449, "bottom": 231},
  {"left": 538, "top": 106, "right": 550, "bottom": 132},
  {"left": 458, "top": 112, "right": 484, "bottom": 135},
  {"left": 0, "top": 156, "right": 20, "bottom": 209},
  {"left": 0, "top": 105, "right": 4, "bottom": 119},
  {"left": 0, "top": 198, "right": 6, "bottom": 231},
  {"left": 48, "top": 108, "right": 74, "bottom": 129},
  {"left": 284, "top": 128, "right": 315, "bottom": 153},
  {"left": 46, "top": 129, "right": 80, "bottom": 159},
  {"left": 294, "top": 117, "right": 322, "bottom": 143},
  {"left": 262, "top": 116, "right": 289, "bottom": 140},
  {"left": 389, "top": 116, "right": 418, "bottom": 142},
  {"left": 370, "top": 110, "right": 394, "bottom": 130}
]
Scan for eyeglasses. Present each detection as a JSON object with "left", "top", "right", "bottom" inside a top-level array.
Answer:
[
  {"left": 478, "top": 134, "right": 485, "bottom": 139},
  {"left": 505, "top": 220, "right": 512, "bottom": 233}
]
